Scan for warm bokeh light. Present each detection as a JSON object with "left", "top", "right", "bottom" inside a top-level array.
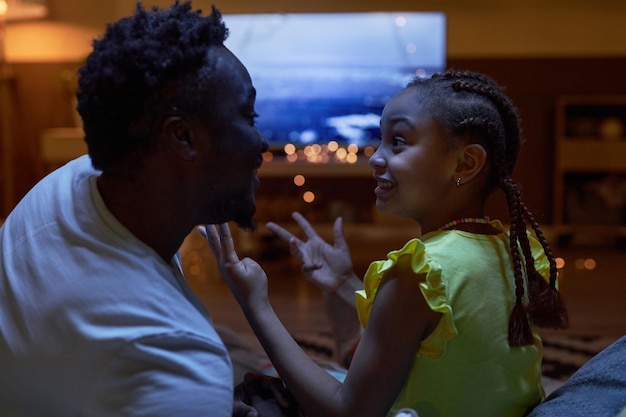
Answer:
[
  {"left": 347, "top": 143, "right": 359, "bottom": 154},
  {"left": 555, "top": 257, "right": 565, "bottom": 269},
  {"left": 303, "top": 191, "right": 315, "bottom": 203},
  {"left": 364, "top": 146, "right": 376, "bottom": 157},
  {"left": 584, "top": 258, "right": 597, "bottom": 270},
  {"left": 265, "top": 140, "right": 374, "bottom": 165},
  {"left": 303, "top": 144, "right": 324, "bottom": 163},
  {"left": 5, "top": 22, "right": 97, "bottom": 62},
  {"left": 284, "top": 143, "right": 296, "bottom": 155},
  {"left": 306, "top": 153, "right": 321, "bottom": 163},
  {"left": 575, "top": 258, "right": 597, "bottom": 270},
  {"left": 0, "top": 0, "right": 7, "bottom": 17},
  {"left": 293, "top": 175, "right": 305, "bottom": 186},
  {"left": 262, "top": 151, "right": 274, "bottom": 162},
  {"left": 395, "top": 16, "right": 407, "bottom": 27}
]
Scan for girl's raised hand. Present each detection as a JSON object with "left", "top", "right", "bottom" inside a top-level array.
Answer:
[
  {"left": 266, "top": 212, "right": 355, "bottom": 293},
  {"left": 199, "top": 223, "right": 269, "bottom": 311}
]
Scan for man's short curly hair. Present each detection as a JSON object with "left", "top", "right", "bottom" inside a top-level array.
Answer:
[{"left": 76, "top": 1, "right": 229, "bottom": 172}]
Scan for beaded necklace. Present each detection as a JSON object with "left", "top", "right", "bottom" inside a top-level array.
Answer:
[{"left": 438, "top": 217, "right": 490, "bottom": 231}]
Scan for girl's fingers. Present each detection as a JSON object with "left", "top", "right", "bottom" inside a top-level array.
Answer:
[
  {"left": 287, "top": 238, "right": 305, "bottom": 263},
  {"left": 266, "top": 222, "right": 298, "bottom": 243},
  {"left": 197, "top": 225, "right": 208, "bottom": 240},
  {"left": 217, "top": 223, "right": 240, "bottom": 264},
  {"left": 332, "top": 216, "right": 346, "bottom": 247},
  {"left": 204, "top": 224, "right": 221, "bottom": 254},
  {"left": 199, "top": 224, "right": 238, "bottom": 266},
  {"left": 200, "top": 225, "right": 220, "bottom": 255},
  {"left": 301, "top": 262, "right": 322, "bottom": 273},
  {"left": 292, "top": 212, "right": 318, "bottom": 239}
]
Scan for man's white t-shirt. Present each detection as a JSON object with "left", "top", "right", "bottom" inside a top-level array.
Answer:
[{"left": 0, "top": 155, "right": 233, "bottom": 416}]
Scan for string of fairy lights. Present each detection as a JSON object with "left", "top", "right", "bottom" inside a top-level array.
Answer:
[{"left": 259, "top": 141, "right": 376, "bottom": 204}]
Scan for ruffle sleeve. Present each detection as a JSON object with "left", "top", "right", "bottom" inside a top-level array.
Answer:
[{"left": 355, "top": 238, "right": 458, "bottom": 359}]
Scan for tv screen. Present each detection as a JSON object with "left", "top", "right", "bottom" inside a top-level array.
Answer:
[{"left": 223, "top": 12, "right": 446, "bottom": 152}]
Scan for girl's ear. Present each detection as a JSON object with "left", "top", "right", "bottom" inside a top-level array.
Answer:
[
  {"left": 163, "top": 116, "right": 197, "bottom": 161},
  {"left": 454, "top": 143, "right": 487, "bottom": 184}
]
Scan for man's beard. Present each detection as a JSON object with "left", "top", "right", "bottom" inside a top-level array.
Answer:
[
  {"left": 203, "top": 178, "right": 258, "bottom": 231},
  {"left": 232, "top": 207, "right": 257, "bottom": 231},
  {"left": 216, "top": 193, "right": 257, "bottom": 231}
]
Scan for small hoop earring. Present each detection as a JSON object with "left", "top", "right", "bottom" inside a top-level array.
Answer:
[{"left": 456, "top": 177, "right": 462, "bottom": 187}]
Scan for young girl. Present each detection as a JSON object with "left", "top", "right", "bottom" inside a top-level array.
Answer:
[{"left": 203, "top": 70, "right": 568, "bottom": 417}]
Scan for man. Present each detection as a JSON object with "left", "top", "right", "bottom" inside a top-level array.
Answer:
[
  {"left": 528, "top": 335, "right": 626, "bottom": 417},
  {"left": 0, "top": 2, "right": 286, "bottom": 416}
]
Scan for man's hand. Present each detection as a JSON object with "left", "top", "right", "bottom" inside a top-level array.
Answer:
[{"left": 232, "top": 373, "right": 302, "bottom": 417}]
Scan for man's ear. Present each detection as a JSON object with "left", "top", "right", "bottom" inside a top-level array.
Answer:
[
  {"left": 163, "top": 116, "right": 197, "bottom": 160},
  {"left": 454, "top": 143, "right": 487, "bottom": 184}
]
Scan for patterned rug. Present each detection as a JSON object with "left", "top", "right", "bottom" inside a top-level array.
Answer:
[
  {"left": 291, "top": 330, "right": 620, "bottom": 382},
  {"left": 541, "top": 333, "right": 619, "bottom": 381},
  {"left": 219, "top": 324, "right": 620, "bottom": 388}
]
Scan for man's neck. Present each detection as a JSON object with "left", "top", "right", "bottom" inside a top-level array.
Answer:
[{"left": 96, "top": 173, "right": 190, "bottom": 262}]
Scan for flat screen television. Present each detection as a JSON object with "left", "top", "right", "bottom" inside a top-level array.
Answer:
[{"left": 223, "top": 12, "right": 446, "bottom": 152}]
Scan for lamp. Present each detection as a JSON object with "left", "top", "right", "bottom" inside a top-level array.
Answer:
[
  {"left": 3, "top": 0, "right": 95, "bottom": 63},
  {"left": 4, "top": 0, "right": 47, "bottom": 22},
  {"left": 1, "top": 0, "right": 13, "bottom": 217},
  {"left": 0, "top": 0, "right": 7, "bottom": 64},
  {"left": 1, "top": 1, "right": 95, "bottom": 217}
]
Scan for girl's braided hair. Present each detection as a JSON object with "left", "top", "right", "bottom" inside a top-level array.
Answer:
[{"left": 408, "top": 70, "right": 568, "bottom": 346}]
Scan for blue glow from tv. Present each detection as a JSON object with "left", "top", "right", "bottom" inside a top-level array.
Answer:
[{"left": 224, "top": 12, "right": 446, "bottom": 150}]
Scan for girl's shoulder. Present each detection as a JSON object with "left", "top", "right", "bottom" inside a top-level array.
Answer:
[
  {"left": 357, "top": 237, "right": 456, "bottom": 354},
  {"left": 362, "top": 237, "right": 441, "bottom": 295}
]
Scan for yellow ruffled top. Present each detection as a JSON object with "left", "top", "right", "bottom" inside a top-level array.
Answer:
[
  {"left": 356, "top": 238, "right": 457, "bottom": 359},
  {"left": 355, "top": 221, "right": 548, "bottom": 417}
]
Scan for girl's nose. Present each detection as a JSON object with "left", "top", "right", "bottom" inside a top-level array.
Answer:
[{"left": 369, "top": 148, "right": 386, "bottom": 170}]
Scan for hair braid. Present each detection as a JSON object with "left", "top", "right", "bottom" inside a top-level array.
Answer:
[
  {"left": 523, "top": 205, "right": 569, "bottom": 328},
  {"left": 433, "top": 69, "right": 568, "bottom": 346},
  {"left": 450, "top": 74, "right": 521, "bottom": 175},
  {"left": 501, "top": 176, "right": 534, "bottom": 346},
  {"left": 507, "top": 189, "right": 549, "bottom": 316}
]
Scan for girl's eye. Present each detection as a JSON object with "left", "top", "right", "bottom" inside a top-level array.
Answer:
[{"left": 392, "top": 137, "right": 406, "bottom": 147}]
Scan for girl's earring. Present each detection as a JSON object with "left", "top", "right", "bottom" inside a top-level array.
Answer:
[{"left": 456, "top": 177, "right": 462, "bottom": 187}]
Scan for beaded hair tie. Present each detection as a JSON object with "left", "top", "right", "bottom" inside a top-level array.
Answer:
[{"left": 439, "top": 217, "right": 490, "bottom": 231}]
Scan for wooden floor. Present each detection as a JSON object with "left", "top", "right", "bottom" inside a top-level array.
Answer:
[{"left": 182, "top": 222, "right": 626, "bottom": 350}]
